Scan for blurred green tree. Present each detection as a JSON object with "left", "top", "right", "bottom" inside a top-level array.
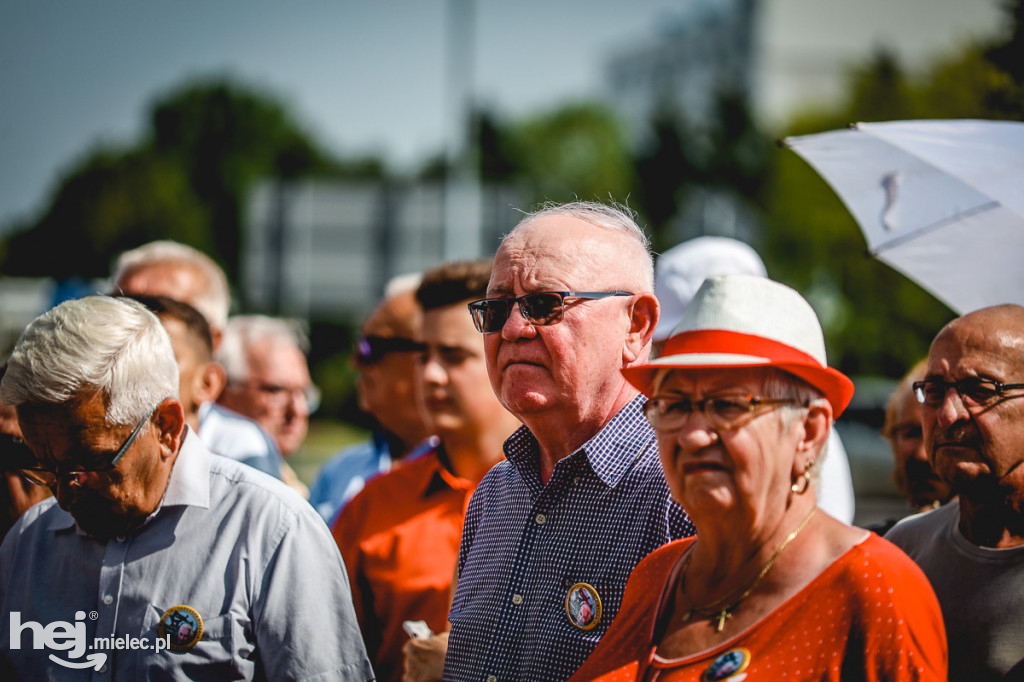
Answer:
[
  {"left": 502, "top": 101, "right": 635, "bottom": 205},
  {"left": 2, "top": 146, "right": 211, "bottom": 279},
  {"left": 0, "top": 77, "right": 383, "bottom": 281}
]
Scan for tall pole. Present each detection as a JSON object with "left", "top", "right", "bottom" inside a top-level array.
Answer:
[{"left": 443, "top": 0, "right": 482, "bottom": 260}]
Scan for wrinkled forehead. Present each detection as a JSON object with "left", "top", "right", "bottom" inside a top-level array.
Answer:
[
  {"left": 929, "top": 316, "right": 1024, "bottom": 379},
  {"left": 491, "top": 218, "right": 642, "bottom": 294},
  {"left": 651, "top": 366, "right": 773, "bottom": 395}
]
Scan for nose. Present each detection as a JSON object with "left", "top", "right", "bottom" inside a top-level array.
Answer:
[
  {"left": 671, "top": 410, "right": 719, "bottom": 450},
  {"left": 52, "top": 476, "right": 82, "bottom": 506},
  {"left": 421, "top": 355, "right": 447, "bottom": 386},
  {"left": 933, "top": 387, "right": 970, "bottom": 430},
  {"left": 500, "top": 300, "right": 538, "bottom": 341}
]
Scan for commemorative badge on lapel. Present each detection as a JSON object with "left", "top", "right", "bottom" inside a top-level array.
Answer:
[
  {"left": 565, "top": 582, "right": 602, "bottom": 631},
  {"left": 157, "top": 605, "right": 204, "bottom": 651},
  {"left": 701, "top": 647, "right": 750, "bottom": 682}
]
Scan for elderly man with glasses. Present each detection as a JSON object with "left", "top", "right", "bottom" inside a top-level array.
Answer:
[
  {"left": 444, "top": 201, "right": 695, "bottom": 682},
  {"left": 886, "top": 304, "right": 1024, "bottom": 679},
  {"left": 0, "top": 296, "right": 372, "bottom": 680},
  {"left": 884, "top": 305, "right": 1024, "bottom": 675}
]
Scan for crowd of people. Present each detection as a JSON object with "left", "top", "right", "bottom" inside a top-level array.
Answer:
[{"left": 0, "top": 198, "right": 1020, "bottom": 680}]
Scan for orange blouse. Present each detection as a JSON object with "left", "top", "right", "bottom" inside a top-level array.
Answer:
[{"left": 570, "top": 534, "right": 947, "bottom": 681}]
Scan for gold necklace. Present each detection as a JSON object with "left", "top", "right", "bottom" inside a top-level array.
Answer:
[{"left": 679, "top": 507, "right": 818, "bottom": 632}]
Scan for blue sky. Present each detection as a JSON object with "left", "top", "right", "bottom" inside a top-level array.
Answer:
[{"left": 0, "top": 0, "right": 1005, "bottom": 232}]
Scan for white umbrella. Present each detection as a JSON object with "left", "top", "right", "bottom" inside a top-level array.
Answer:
[{"left": 782, "top": 119, "right": 1024, "bottom": 314}]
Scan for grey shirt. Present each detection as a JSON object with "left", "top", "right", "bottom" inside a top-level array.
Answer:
[
  {"left": 0, "top": 429, "right": 373, "bottom": 681},
  {"left": 886, "top": 499, "right": 1024, "bottom": 680}
]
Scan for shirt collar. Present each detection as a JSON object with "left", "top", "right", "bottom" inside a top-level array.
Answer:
[
  {"left": 505, "top": 393, "right": 654, "bottom": 488},
  {"left": 47, "top": 426, "right": 212, "bottom": 533},
  {"left": 420, "top": 444, "right": 473, "bottom": 497}
]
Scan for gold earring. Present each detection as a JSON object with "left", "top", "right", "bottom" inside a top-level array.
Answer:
[{"left": 791, "top": 472, "right": 811, "bottom": 495}]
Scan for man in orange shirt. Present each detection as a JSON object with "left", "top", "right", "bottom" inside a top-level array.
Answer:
[{"left": 332, "top": 259, "right": 521, "bottom": 682}]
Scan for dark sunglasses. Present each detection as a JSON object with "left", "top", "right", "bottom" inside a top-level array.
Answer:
[
  {"left": 353, "top": 335, "right": 427, "bottom": 366},
  {"left": 467, "top": 291, "right": 633, "bottom": 334}
]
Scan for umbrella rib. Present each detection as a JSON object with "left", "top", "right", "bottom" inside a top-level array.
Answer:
[{"left": 869, "top": 200, "right": 1000, "bottom": 256}]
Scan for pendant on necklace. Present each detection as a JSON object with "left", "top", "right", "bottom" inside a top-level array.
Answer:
[{"left": 713, "top": 609, "right": 732, "bottom": 632}]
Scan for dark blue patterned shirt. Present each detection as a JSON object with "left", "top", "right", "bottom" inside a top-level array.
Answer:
[{"left": 444, "top": 394, "right": 695, "bottom": 682}]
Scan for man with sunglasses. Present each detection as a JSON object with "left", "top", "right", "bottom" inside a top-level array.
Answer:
[
  {"left": 0, "top": 296, "right": 372, "bottom": 680},
  {"left": 309, "top": 279, "right": 436, "bottom": 524},
  {"left": 445, "top": 202, "right": 695, "bottom": 682},
  {"left": 887, "top": 304, "right": 1024, "bottom": 679}
]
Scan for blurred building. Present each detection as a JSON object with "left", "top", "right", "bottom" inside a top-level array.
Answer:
[
  {"left": 601, "top": 0, "right": 759, "bottom": 245},
  {"left": 242, "top": 180, "right": 522, "bottom": 319}
]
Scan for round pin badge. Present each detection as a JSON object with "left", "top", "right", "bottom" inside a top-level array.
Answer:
[
  {"left": 701, "top": 647, "right": 751, "bottom": 682},
  {"left": 157, "top": 605, "right": 204, "bottom": 652},
  {"left": 565, "top": 582, "right": 602, "bottom": 631}
]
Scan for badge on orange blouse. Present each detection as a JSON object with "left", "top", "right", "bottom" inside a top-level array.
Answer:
[
  {"left": 157, "top": 604, "right": 204, "bottom": 652},
  {"left": 701, "top": 647, "right": 750, "bottom": 682},
  {"left": 565, "top": 582, "right": 602, "bottom": 631}
]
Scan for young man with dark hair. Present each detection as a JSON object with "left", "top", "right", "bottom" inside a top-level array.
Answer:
[{"left": 333, "top": 259, "right": 520, "bottom": 682}]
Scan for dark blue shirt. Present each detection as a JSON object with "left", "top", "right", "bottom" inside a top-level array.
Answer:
[{"left": 444, "top": 395, "right": 695, "bottom": 682}]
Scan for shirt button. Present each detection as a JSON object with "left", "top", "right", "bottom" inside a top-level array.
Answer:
[
  {"left": 102, "top": 595, "right": 114, "bottom": 606},
  {"left": 487, "top": 676, "right": 498, "bottom": 682},
  {"left": 574, "top": 476, "right": 581, "bottom": 485},
  {"left": 511, "top": 594, "right": 523, "bottom": 605},
  {"left": 99, "top": 665, "right": 108, "bottom": 674},
  {"left": 115, "top": 536, "right": 126, "bottom": 543},
  {"left": 535, "top": 513, "right": 546, "bottom": 525}
]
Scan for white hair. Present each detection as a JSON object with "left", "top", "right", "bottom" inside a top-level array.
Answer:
[
  {"left": 112, "top": 240, "right": 231, "bottom": 329},
  {"left": 0, "top": 296, "right": 178, "bottom": 426},
  {"left": 511, "top": 200, "right": 655, "bottom": 291},
  {"left": 218, "top": 315, "right": 310, "bottom": 382}
]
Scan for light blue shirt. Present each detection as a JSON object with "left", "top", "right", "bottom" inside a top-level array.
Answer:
[
  {"left": 309, "top": 433, "right": 438, "bottom": 525},
  {"left": 197, "top": 402, "right": 282, "bottom": 479},
  {"left": 0, "top": 429, "right": 372, "bottom": 681}
]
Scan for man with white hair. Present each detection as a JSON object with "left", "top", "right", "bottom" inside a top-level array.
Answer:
[
  {"left": 0, "top": 296, "right": 372, "bottom": 679},
  {"left": 111, "top": 240, "right": 282, "bottom": 479},
  {"left": 445, "top": 201, "right": 695, "bottom": 682},
  {"left": 652, "top": 236, "right": 857, "bottom": 524},
  {"left": 112, "top": 240, "right": 231, "bottom": 343},
  {"left": 217, "top": 316, "right": 319, "bottom": 457}
]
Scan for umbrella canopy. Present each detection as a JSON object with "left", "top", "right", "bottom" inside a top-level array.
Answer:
[{"left": 783, "top": 119, "right": 1024, "bottom": 314}]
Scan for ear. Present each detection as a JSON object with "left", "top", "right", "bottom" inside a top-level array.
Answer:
[
  {"left": 210, "top": 327, "right": 224, "bottom": 355},
  {"left": 793, "top": 402, "right": 832, "bottom": 474},
  {"left": 153, "top": 398, "right": 186, "bottom": 460},
  {"left": 623, "top": 293, "right": 660, "bottom": 365},
  {"left": 196, "top": 361, "right": 227, "bottom": 404}
]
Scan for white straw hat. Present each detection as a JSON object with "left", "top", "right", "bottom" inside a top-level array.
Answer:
[{"left": 625, "top": 274, "right": 854, "bottom": 416}]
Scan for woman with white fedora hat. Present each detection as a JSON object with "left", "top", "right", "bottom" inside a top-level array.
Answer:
[{"left": 570, "top": 275, "right": 946, "bottom": 681}]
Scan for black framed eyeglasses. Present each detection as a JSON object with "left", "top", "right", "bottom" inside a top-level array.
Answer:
[
  {"left": 912, "top": 378, "right": 1024, "bottom": 408},
  {"left": 20, "top": 405, "right": 158, "bottom": 487},
  {"left": 467, "top": 291, "right": 633, "bottom": 334},
  {"left": 644, "top": 394, "right": 804, "bottom": 432},
  {"left": 353, "top": 335, "right": 427, "bottom": 366}
]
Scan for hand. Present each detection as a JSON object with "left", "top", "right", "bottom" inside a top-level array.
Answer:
[{"left": 402, "top": 631, "right": 449, "bottom": 682}]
